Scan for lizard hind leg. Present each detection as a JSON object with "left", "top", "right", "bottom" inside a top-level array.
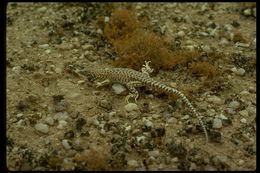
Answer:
[{"left": 125, "top": 81, "right": 143, "bottom": 103}]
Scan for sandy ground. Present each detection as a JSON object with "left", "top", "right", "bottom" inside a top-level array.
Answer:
[{"left": 6, "top": 2, "right": 256, "bottom": 171}]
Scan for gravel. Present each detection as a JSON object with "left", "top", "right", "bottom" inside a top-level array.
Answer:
[
  {"left": 112, "top": 83, "right": 127, "bottom": 95},
  {"left": 62, "top": 139, "right": 71, "bottom": 150},
  {"left": 228, "top": 101, "right": 240, "bottom": 109}
]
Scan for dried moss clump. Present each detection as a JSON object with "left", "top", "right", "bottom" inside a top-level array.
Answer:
[
  {"left": 104, "top": 8, "right": 201, "bottom": 72},
  {"left": 189, "top": 62, "right": 221, "bottom": 79}
]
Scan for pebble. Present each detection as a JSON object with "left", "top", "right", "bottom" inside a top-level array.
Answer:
[
  {"left": 219, "top": 37, "right": 229, "bottom": 45},
  {"left": 218, "top": 113, "right": 228, "bottom": 120},
  {"left": 238, "top": 159, "right": 245, "bottom": 165},
  {"left": 152, "top": 114, "right": 160, "bottom": 119},
  {"left": 167, "top": 117, "right": 178, "bottom": 124},
  {"left": 240, "top": 90, "right": 250, "bottom": 96},
  {"left": 144, "top": 119, "right": 153, "bottom": 128},
  {"left": 228, "top": 101, "right": 240, "bottom": 109},
  {"left": 58, "top": 42, "right": 73, "bottom": 50},
  {"left": 236, "top": 68, "right": 246, "bottom": 76},
  {"left": 45, "top": 49, "right": 51, "bottom": 54},
  {"left": 62, "top": 139, "right": 71, "bottom": 150},
  {"left": 37, "top": 6, "right": 47, "bottom": 13},
  {"left": 82, "top": 44, "right": 94, "bottom": 50},
  {"left": 239, "top": 110, "right": 248, "bottom": 117},
  {"left": 112, "top": 83, "right": 127, "bottom": 95},
  {"left": 54, "top": 112, "right": 69, "bottom": 121},
  {"left": 12, "top": 66, "right": 21, "bottom": 75},
  {"left": 240, "top": 118, "right": 247, "bottom": 124},
  {"left": 57, "top": 120, "right": 68, "bottom": 129},
  {"left": 243, "top": 8, "right": 252, "bottom": 16},
  {"left": 235, "top": 42, "right": 250, "bottom": 48},
  {"left": 38, "top": 44, "right": 49, "bottom": 49},
  {"left": 99, "top": 99, "right": 112, "bottom": 110},
  {"left": 248, "top": 86, "right": 256, "bottom": 93},
  {"left": 35, "top": 123, "right": 49, "bottom": 134},
  {"left": 177, "top": 30, "right": 185, "bottom": 38},
  {"left": 181, "top": 114, "right": 190, "bottom": 120},
  {"left": 148, "top": 150, "right": 160, "bottom": 157},
  {"left": 207, "top": 95, "right": 223, "bottom": 105},
  {"left": 213, "top": 118, "right": 222, "bottom": 129},
  {"left": 55, "top": 67, "right": 62, "bottom": 74},
  {"left": 16, "top": 113, "right": 23, "bottom": 118},
  {"left": 104, "top": 16, "right": 110, "bottom": 23},
  {"left": 127, "top": 160, "right": 139, "bottom": 167},
  {"left": 45, "top": 116, "right": 54, "bottom": 126},
  {"left": 124, "top": 103, "right": 138, "bottom": 112}
]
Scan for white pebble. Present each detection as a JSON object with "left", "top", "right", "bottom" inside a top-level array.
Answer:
[
  {"left": 124, "top": 103, "right": 138, "bottom": 112},
  {"left": 57, "top": 120, "right": 68, "bottom": 129},
  {"left": 37, "top": 6, "right": 47, "bottom": 13},
  {"left": 238, "top": 159, "right": 245, "bottom": 165},
  {"left": 213, "top": 118, "right": 222, "bottom": 129},
  {"left": 144, "top": 119, "right": 153, "bottom": 128},
  {"left": 235, "top": 42, "right": 250, "bottom": 48},
  {"left": 148, "top": 150, "right": 160, "bottom": 157},
  {"left": 45, "top": 49, "right": 51, "bottom": 54},
  {"left": 167, "top": 117, "right": 178, "bottom": 124},
  {"left": 62, "top": 139, "right": 71, "bottom": 150},
  {"left": 152, "top": 114, "right": 160, "bottom": 119},
  {"left": 38, "top": 44, "right": 49, "bottom": 49},
  {"left": 112, "top": 83, "right": 127, "bottom": 95},
  {"left": 82, "top": 44, "right": 94, "bottom": 50},
  {"left": 55, "top": 67, "right": 62, "bottom": 74},
  {"left": 240, "top": 118, "right": 247, "bottom": 124},
  {"left": 54, "top": 112, "right": 69, "bottom": 121},
  {"left": 45, "top": 116, "right": 54, "bottom": 126},
  {"left": 239, "top": 110, "right": 248, "bottom": 117},
  {"left": 218, "top": 113, "right": 228, "bottom": 120},
  {"left": 228, "top": 101, "right": 240, "bottom": 109},
  {"left": 207, "top": 96, "right": 223, "bottom": 105},
  {"left": 35, "top": 123, "right": 49, "bottom": 134},
  {"left": 177, "top": 30, "right": 185, "bottom": 37},
  {"left": 235, "top": 68, "right": 246, "bottom": 76},
  {"left": 240, "top": 90, "right": 250, "bottom": 96},
  {"left": 16, "top": 113, "right": 23, "bottom": 118},
  {"left": 12, "top": 66, "right": 21, "bottom": 75},
  {"left": 127, "top": 160, "right": 139, "bottom": 167},
  {"left": 243, "top": 8, "right": 252, "bottom": 16},
  {"left": 181, "top": 114, "right": 190, "bottom": 120},
  {"left": 104, "top": 16, "right": 110, "bottom": 23},
  {"left": 219, "top": 37, "right": 229, "bottom": 45}
]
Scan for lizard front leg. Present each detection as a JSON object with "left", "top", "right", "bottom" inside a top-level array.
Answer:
[
  {"left": 125, "top": 81, "right": 143, "bottom": 103},
  {"left": 141, "top": 61, "right": 154, "bottom": 76},
  {"left": 95, "top": 79, "right": 110, "bottom": 88}
]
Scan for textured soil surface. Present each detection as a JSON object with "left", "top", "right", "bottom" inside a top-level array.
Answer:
[{"left": 6, "top": 3, "right": 256, "bottom": 171}]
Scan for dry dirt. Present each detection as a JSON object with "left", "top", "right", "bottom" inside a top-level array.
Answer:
[{"left": 6, "top": 2, "right": 256, "bottom": 171}]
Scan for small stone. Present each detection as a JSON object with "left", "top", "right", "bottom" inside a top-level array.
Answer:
[
  {"left": 236, "top": 68, "right": 246, "bottom": 76},
  {"left": 167, "top": 117, "right": 178, "bottom": 124},
  {"left": 148, "top": 150, "right": 160, "bottom": 157},
  {"left": 104, "top": 16, "right": 110, "bottom": 23},
  {"left": 144, "top": 119, "right": 153, "bottom": 128},
  {"left": 54, "top": 112, "right": 69, "bottom": 121},
  {"left": 212, "top": 118, "right": 222, "bottom": 129},
  {"left": 219, "top": 37, "right": 229, "bottom": 45},
  {"left": 182, "top": 115, "right": 190, "bottom": 120},
  {"left": 62, "top": 139, "right": 71, "bottom": 150},
  {"left": 207, "top": 96, "right": 223, "bottom": 105},
  {"left": 124, "top": 103, "right": 138, "bottom": 112},
  {"left": 248, "top": 87, "right": 256, "bottom": 93},
  {"left": 127, "top": 160, "right": 139, "bottom": 167},
  {"left": 240, "top": 118, "right": 247, "bottom": 124},
  {"left": 38, "top": 44, "right": 49, "bottom": 49},
  {"left": 112, "top": 83, "right": 127, "bottom": 95},
  {"left": 152, "top": 114, "right": 160, "bottom": 119},
  {"left": 238, "top": 159, "right": 245, "bottom": 165},
  {"left": 228, "top": 101, "right": 240, "bottom": 109},
  {"left": 37, "top": 6, "right": 47, "bottom": 13},
  {"left": 99, "top": 99, "right": 112, "bottom": 110},
  {"left": 57, "top": 120, "right": 68, "bottom": 129},
  {"left": 35, "top": 123, "right": 49, "bottom": 134},
  {"left": 45, "top": 49, "right": 51, "bottom": 54},
  {"left": 58, "top": 42, "right": 73, "bottom": 50},
  {"left": 16, "top": 113, "right": 23, "bottom": 118},
  {"left": 240, "top": 90, "right": 250, "bottom": 96},
  {"left": 82, "top": 44, "right": 94, "bottom": 50},
  {"left": 243, "top": 8, "right": 252, "bottom": 16},
  {"left": 55, "top": 67, "right": 62, "bottom": 74},
  {"left": 177, "top": 30, "right": 185, "bottom": 37},
  {"left": 235, "top": 42, "right": 250, "bottom": 48},
  {"left": 239, "top": 110, "right": 248, "bottom": 117},
  {"left": 219, "top": 113, "right": 228, "bottom": 120},
  {"left": 45, "top": 116, "right": 54, "bottom": 126},
  {"left": 12, "top": 66, "right": 21, "bottom": 75}
]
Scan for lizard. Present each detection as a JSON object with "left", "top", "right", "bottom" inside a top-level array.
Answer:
[{"left": 65, "top": 61, "right": 208, "bottom": 144}]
